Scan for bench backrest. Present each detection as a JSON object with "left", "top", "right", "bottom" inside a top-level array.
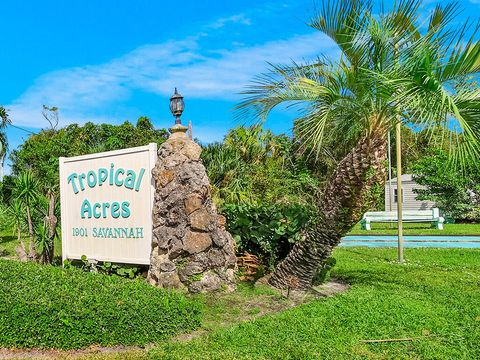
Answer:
[{"left": 363, "top": 208, "right": 440, "bottom": 221}]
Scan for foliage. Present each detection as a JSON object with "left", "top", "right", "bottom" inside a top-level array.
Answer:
[
  {"left": 13, "top": 171, "right": 39, "bottom": 207},
  {"left": 64, "top": 256, "right": 142, "bottom": 279},
  {"left": 202, "top": 126, "right": 320, "bottom": 207},
  {"left": 149, "top": 248, "right": 480, "bottom": 359},
  {"left": 223, "top": 202, "right": 314, "bottom": 268},
  {"left": 0, "top": 105, "right": 11, "bottom": 161},
  {"left": 238, "top": 2, "right": 480, "bottom": 166},
  {"left": 8, "top": 117, "right": 168, "bottom": 196},
  {"left": 312, "top": 257, "right": 336, "bottom": 285},
  {"left": 0, "top": 259, "right": 200, "bottom": 349},
  {"left": 412, "top": 149, "right": 480, "bottom": 221}
]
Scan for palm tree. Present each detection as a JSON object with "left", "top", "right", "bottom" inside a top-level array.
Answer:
[
  {"left": 6, "top": 199, "right": 28, "bottom": 261},
  {"left": 15, "top": 171, "right": 40, "bottom": 260},
  {"left": 0, "top": 106, "right": 11, "bottom": 181},
  {"left": 239, "top": 0, "right": 480, "bottom": 289}
]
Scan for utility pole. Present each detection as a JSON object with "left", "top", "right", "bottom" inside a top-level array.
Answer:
[
  {"left": 394, "top": 37, "right": 404, "bottom": 263},
  {"left": 396, "top": 120, "right": 404, "bottom": 263},
  {"left": 188, "top": 120, "right": 193, "bottom": 140},
  {"left": 387, "top": 131, "right": 393, "bottom": 212}
]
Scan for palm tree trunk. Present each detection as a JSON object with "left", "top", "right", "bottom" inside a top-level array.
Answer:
[
  {"left": 26, "top": 205, "right": 36, "bottom": 261},
  {"left": 15, "top": 227, "right": 28, "bottom": 262},
  {"left": 269, "top": 124, "right": 388, "bottom": 290},
  {"left": 42, "top": 191, "right": 57, "bottom": 264}
]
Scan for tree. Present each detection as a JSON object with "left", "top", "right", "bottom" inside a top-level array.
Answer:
[
  {"left": 14, "top": 171, "right": 39, "bottom": 261},
  {"left": 239, "top": 0, "right": 480, "bottom": 289},
  {"left": 0, "top": 106, "right": 11, "bottom": 181},
  {"left": 9, "top": 118, "right": 168, "bottom": 190},
  {"left": 6, "top": 199, "right": 28, "bottom": 261},
  {"left": 413, "top": 149, "right": 480, "bottom": 221},
  {"left": 201, "top": 126, "right": 319, "bottom": 206}
]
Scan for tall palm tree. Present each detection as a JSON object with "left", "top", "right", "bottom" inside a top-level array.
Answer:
[
  {"left": 15, "top": 171, "right": 40, "bottom": 260},
  {"left": 0, "top": 106, "right": 11, "bottom": 181},
  {"left": 239, "top": 0, "right": 480, "bottom": 289},
  {"left": 6, "top": 199, "right": 28, "bottom": 261}
]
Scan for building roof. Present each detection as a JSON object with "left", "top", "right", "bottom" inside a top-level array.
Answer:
[{"left": 388, "top": 174, "right": 414, "bottom": 182}]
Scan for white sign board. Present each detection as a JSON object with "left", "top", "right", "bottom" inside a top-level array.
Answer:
[{"left": 59, "top": 144, "right": 157, "bottom": 264}]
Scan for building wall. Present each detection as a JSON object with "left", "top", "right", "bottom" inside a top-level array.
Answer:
[{"left": 384, "top": 178, "right": 436, "bottom": 211}]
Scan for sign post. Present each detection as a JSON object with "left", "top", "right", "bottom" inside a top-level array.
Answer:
[{"left": 59, "top": 143, "right": 157, "bottom": 265}]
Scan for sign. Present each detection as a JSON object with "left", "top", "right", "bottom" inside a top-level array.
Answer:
[{"left": 59, "top": 144, "right": 157, "bottom": 264}]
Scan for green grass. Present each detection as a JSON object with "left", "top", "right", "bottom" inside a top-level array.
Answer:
[
  {"left": 0, "top": 229, "right": 62, "bottom": 259},
  {"left": 0, "top": 259, "right": 201, "bottom": 349},
  {"left": 143, "top": 248, "right": 480, "bottom": 360},
  {"left": 348, "top": 222, "right": 480, "bottom": 235}
]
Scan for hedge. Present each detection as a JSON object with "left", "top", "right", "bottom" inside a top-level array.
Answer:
[{"left": 0, "top": 260, "right": 201, "bottom": 349}]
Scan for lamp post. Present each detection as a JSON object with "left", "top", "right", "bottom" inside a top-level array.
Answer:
[
  {"left": 170, "top": 88, "right": 184, "bottom": 124},
  {"left": 169, "top": 88, "right": 188, "bottom": 135}
]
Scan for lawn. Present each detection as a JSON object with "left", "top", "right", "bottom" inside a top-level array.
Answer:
[
  {"left": 1, "top": 239, "right": 479, "bottom": 358},
  {"left": 348, "top": 222, "right": 480, "bottom": 235},
  {"left": 0, "top": 229, "right": 62, "bottom": 259},
  {"left": 58, "top": 247, "right": 480, "bottom": 359},
  {"left": 0, "top": 259, "right": 200, "bottom": 349}
]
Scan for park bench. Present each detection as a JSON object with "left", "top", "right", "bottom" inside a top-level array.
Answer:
[{"left": 360, "top": 208, "right": 444, "bottom": 230}]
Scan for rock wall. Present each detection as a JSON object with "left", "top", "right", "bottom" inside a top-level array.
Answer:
[{"left": 147, "top": 130, "right": 236, "bottom": 293}]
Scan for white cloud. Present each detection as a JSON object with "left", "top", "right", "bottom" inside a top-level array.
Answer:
[
  {"left": 208, "top": 13, "right": 251, "bottom": 29},
  {"left": 7, "top": 19, "right": 337, "bottom": 128}
]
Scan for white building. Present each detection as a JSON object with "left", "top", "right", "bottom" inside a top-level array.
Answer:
[{"left": 384, "top": 174, "right": 436, "bottom": 211}]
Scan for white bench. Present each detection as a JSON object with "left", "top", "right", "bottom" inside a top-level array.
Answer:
[{"left": 360, "top": 208, "right": 444, "bottom": 230}]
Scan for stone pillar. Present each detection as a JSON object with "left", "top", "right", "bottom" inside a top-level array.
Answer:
[{"left": 147, "top": 125, "right": 236, "bottom": 293}]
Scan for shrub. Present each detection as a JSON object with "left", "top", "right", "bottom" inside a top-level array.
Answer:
[
  {"left": 223, "top": 203, "right": 314, "bottom": 268},
  {"left": 0, "top": 260, "right": 201, "bottom": 349}
]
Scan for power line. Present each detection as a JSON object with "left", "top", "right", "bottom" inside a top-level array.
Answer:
[{"left": 9, "top": 123, "right": 37, "bottom": 135}]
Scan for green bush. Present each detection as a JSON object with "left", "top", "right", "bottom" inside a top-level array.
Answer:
[
  {"left": 0, "top": 260, "right": 201, "bottom": 349},
  {"left": 223, "top": 203, "right": 314, "bottom": 268}
]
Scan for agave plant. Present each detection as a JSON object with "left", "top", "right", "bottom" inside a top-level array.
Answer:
[
  {"left": 239, "top": 0, "right": 480, "bottom": 289},
  {"left": 14, "top": 171, "right": 40, "bottom": 260}
]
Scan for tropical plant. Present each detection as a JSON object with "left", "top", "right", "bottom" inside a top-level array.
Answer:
[
  {"left": 9, "top": 117, "right": 168, "bottom": 191},
  {"left": 14, "top": 171, "right": 40, "bottom": 260},
  {"left": 0, "top": 106, "right": 11, "bottom": 180},
  {"left": 35, "top": 223, "right": 56, "bottom": 264},
  {"left": 413, "top": 149, "right": 480, "bottom": 221},
  {"left": 239, "top": 0, "right": 480, "bottom": 289},
  {"left": 202, "top": 126, "right": 320, "bottom": 206},
  {"left": 5, "top": 199, "right": 28, "bottom": 260}
]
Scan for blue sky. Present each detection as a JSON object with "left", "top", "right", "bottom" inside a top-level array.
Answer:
[{"left": 1, "top": 0, "right": 479, "bottom": 172}]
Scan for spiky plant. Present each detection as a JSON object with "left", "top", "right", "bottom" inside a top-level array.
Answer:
[{"left": 238, "top": 0, "right": 480, "bottom": 289}]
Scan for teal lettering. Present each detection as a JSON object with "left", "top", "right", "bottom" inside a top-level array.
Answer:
[
  {"left": 93, "top": 203, "right": 101, "bottom": 219},
  {"left": 78, "top": 173, "right": 86, "bottom": 191},
  {"left": 93, "top": 228, "right": 98, "bottom": 237},
  {"left": 124, "top": 170, "right": 136, "bottom": 189},
  {"left": 114, "top": 228, "right": 121, "bottom": 238},
  {"left": 109, "top": 163, "right": 115, "bottom": 185},
  {"left": 102, "top": 202, "right": 110, "bottom": 218},
  {"left": 121, "top": 228, "right": 128, "bottom": 237},
  {"left": 67, "top": 173, "right": 79, "bottom": 194},
  {"left": 81, "top": 199, "right": 92, "bottom": 219},
  {"left": 136, "top": 227, "right": 144, "bottom": 238},
  {"left": 115, "top": 168, "right": 125, "bottom": 186},
  {"left": 111, "top": 202, "right": 120, "bottom": 218},
  {"left": 98, "top": 168, "right": 108, "bottom": 186},
  {"left": 121, "top": 201, "right": 131, "bottom": 218},
  {"left": 87, "top": 171, "right": 97, "bottom": 188},
  {"left": 135, "top": 168, "right": 145, "bottom": 191}
]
